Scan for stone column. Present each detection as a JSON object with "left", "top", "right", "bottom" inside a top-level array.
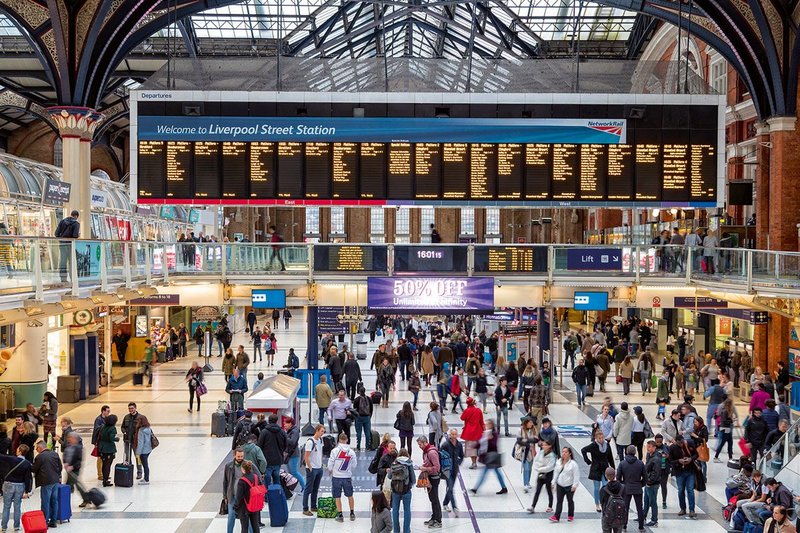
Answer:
[
  {"left": 765, "top": 117, "right": 800, "bottom": 251},
  {"left": 47, "top": 107, "right": 103, "bottom": 239}
]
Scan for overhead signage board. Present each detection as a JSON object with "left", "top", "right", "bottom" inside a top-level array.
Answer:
[
  {"left": 673, "top": 296, "right": 729, "bottom": 308},
  {"left": 130, "top": 294, "right": 180, "bottom": 306},
  {"left": 251, "top": 289, "right": 286, "bottom": 309},
  {"left": 566, "top": 248, "right": 622, "bottom": 270},
  {"left": 43, "top": 179, "right": 71, "bottom": 205},
  {"left": 367, "top": 277, "right": 494, "bottom": 314},
  {"left": 573, "top": 291, "right": 609, "bottom": 311}
]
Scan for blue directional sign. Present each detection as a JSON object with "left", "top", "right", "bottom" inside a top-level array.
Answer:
[{"left": 566, "top": 248, "right": 622, "bottom": 270}]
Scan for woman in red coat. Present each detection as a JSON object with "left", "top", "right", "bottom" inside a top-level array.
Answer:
[{"left": 460, "top": 396, "right": 485, "bottom": 469}]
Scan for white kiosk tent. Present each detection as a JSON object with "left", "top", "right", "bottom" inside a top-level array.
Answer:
[{"left": 246, "top": 374, "right": 301, "bottom": 422}]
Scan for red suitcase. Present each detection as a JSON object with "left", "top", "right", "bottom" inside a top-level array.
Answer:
[{"left": 22, "top": 510, "right": 47, "bottom": 532}]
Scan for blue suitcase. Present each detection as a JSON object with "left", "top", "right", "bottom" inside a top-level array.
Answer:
[
  {"left": 267, "top": 483, "right": 288, "bottom": 527},
  {"left": 57, "top": 484, "right": 71, "bottom": 523}
]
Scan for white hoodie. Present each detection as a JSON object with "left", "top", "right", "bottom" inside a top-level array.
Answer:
[{"left": 327, "top": 443, "right": 357, "bottom": 479}]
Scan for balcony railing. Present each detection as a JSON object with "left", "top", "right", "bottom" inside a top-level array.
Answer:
[{"left": 1, "top": 239, "right": 799, "bottom": 298}]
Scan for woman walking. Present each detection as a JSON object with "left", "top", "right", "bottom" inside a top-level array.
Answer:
[
  {"left": 98, "top": 414, "right": 118, "bottom": 487},
  {"left": 222, "top": 348, "right": 236, "bottom": 382},
  {"left": 619, "top": 356, "right": 634, "bottom": 396},
  {"left": 460, "top": 397, "right": 485, "bottom": 470},
  {"left": 469, "top": 420, "right": 507, "bottom": 494},
  {"left": 595, "top": 404, "right": 615, "bottom": 442},
  {"left": 421, "top": 347, "right": 436, "bottom": 388},
  {"left": 581, "top": 427, "right": 615, "bottom": 512},
  {"left": 713, "top": 398, "right": 738, "bottom": 461},
  {"left": 193, "top": 325, "right": 204, "bottom": 356},
  {"left": 266, "top": 333, "right": 277, "bottom": 366},
  {"left": 426, "top": 402, "right": 445, "bottom": 448},
  {"left": 394, "top": 402, "right": 415, "bottom": 453},
  {"left": 631, "top": 406, "right": 652, "bottom": 459},
  {"left": 474, "top": 368, "right": 489, "bottom": 413},
  {"left": 185, "top": 361, "right": 204, "bottom": 412},
  {"left": 638, "top": 351, "right": 653, "bottom": 394},
  {"left": 134, "top": 415, "right": 154, "bottom": 485},
  {"left": 516, "top": 416, "right": 538, "bottom": 492},
  {"left": 40, "top": 392, "right": 58, "bottom": 443},
  {"left": 377, "top": 358, "right": 394, "bottom": 409},
  {"left": 550, "top": 447, "right": 580, "bottom": 523},
  {"left": 527, "top": 440, "right": 556, "bottom": 514}
]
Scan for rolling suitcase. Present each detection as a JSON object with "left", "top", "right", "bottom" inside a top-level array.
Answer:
[
  {"left": 211, "top": 412, "right": 226, "bottom": 437},
  {"left": 267, "top": 484, "right": 288, "bottom": 527},
  {"left": 114, "top": 462, "right": 134, "bottom": 487},
  {"left": 21, "top": 510, "right": 47, "bottom": 532},
  {"left": 132, "top": 373, "right": 144, "bottom": 386},
  {"left": 69, "top": 472, "right": 105, "bottom": 508},
  {"left": 368, "top": 430, "right": 380, "bottom": 451},
  {"left": 57, "top": 483, "right": 71, "bottom": 522}
]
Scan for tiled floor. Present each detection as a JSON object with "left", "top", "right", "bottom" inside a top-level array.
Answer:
[{"left": 30, "top": 315, "right": 739, "bottom": 533}]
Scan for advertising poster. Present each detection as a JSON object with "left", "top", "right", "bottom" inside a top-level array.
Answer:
[
  {"left": 367, "top": 277, "right": 494, "bottom": 314},
  {"left": 192, "top": 305, "right": 221, "bottom": 332},
  {"left": 789, "top": 348, "right": 800, "bottom": 378},
  {"left": 135, "top": 315, "right": 148, "bottom": 337},
  {"left": 75, "top": 242, "right": 102, "bottom": 281},
  {"left": 718, "top": 318, "right": 732, "bottom": 336}
]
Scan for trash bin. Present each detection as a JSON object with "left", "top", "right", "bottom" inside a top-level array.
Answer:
[{"left": 356, "top": 338, "right": 368, "bottom": 360}]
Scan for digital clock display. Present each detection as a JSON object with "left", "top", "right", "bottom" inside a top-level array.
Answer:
[{"left": 393, "top": 246, "right": 468, "bottom": 272}]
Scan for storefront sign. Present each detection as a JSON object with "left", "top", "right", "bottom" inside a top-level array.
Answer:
[
  {"left": 502, "top": 324, "right": 537, "bottom": 335},
  {"left": 42, "top": 179, "right": 71, "bottom": 205},
  {"left": 566, "top": 248, "right": 622, "bottom": 270},
  {"left": 130, "top": 294, "right": 180, "bottom": 305},
  {"left": 673, "top": 296, "right": 728, "bottom": 308},
  {"left": 90, "top": 188, "right": 107, "bottom": 208},
  {"left": 367, "top": 277, "right": 494, "bottom": 314}
]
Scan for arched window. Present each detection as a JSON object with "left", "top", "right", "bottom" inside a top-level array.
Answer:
[{"left": 53, "top": 138, "right": 63, "bottom": 167}]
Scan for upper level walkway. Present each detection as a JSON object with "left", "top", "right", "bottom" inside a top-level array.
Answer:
[{"left": 0, "top": 240, "right": 798, "bottom": 307}]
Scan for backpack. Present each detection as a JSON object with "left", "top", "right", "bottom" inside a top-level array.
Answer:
[
  {"left": 603, "top": 492, "right": 627, "bottom": 528},
  {"left": 240, "top": 476, "right": 266, "bottom": 512},
  {"left": 236, "top": 420, "right": 252, "bottom": 446},
  {"left": 264, "top": 339, "right": 273, "bottom": 351},
  {"left": 390, "top": 462, "right": 410, "bottom": 494},
  {"left": 322, "top": 435, "right": 336, "bottom": 457},
  {"left": 355, "top": 396, "right": 371, "bottom": 417},
  {"left": 438, "top": 449, "right": 452, "bottom": 478},
  {"left": 368, "top": 448, "right": 383, "bottom": 475}
]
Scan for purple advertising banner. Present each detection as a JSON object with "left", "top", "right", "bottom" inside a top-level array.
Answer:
[
  {"left": 367, "top": 277, "right": 494, "bottom": 314},
  {"left": 566, "top": 248, "right": 622, "bottom": 270},
  {"left": 130, "top": 294, "right": 180, "bottom": 306}
]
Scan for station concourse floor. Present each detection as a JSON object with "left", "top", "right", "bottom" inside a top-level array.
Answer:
[{"left": 40, "top": 319, "right": 738, "bottom": 533}]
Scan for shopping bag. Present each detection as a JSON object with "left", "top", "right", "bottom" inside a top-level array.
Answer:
[{"left": 738, "top": 439, "right": 750, "bottom": 456}]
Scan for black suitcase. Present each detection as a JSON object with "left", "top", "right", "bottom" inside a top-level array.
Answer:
[
  {"left": 211, "top": 412, "right": 226, "bottom": 437},
  {"left": 114, "top": 462, "right": 134, "bottom": 487},
  {"left": 84, "top": 488, "right": 106, "bottom": 507},
  {"left": 132, "top": 373, "right": 144, "bottom": 386}
]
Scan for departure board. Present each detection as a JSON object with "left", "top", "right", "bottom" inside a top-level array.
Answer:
[
  {"left": 277, "top": 142, "right": 303, "bottom": 198},
  {"left": 415, "top": 143, "right": 441, "bottom": 199},
  {"left": 333, "top": 143, "right": 358, "bottom": 199},
  {"left": 473, "top": 246, "right": 548, "bottom": 273},
  {"left": 305, "top": 142, "right": 330, "bottom": 198},
  {"left": 607, "top": 145, "right": 634, "bottom": 200},
  {"left": 442, "top": 143, "right": 468, "bottom": 199},
  {"left": 497, "top": 144, "right": 523, "bottom": 199},
  {"left": 250, "top": 142, "right": 275, "bottom": 198},
  {"left": 360, "top": 143, "right": 386, "bottom": 199},
  {"left": 551, "top": 144, "right": 578, "bottom": 200},
  {"left": 470, "top": 144, "right": 497, "bottom": 199},
  {"left": 394, "top": 246, "right": 468, "bottom": 272},
  {"left": 221, "top": 142, "right": 248, "bottom": 198},
  {"left": 138, "top": 141, "right": 165, "bottom": 198},
  {"left": 193, "top": 142, "right": 220, "bottom": 198},
  {"left": 313, "top": 245, "right": 388, "bottom": 272},
  {"left": 388, "top": 143, "right": 413, "bottom": 199},
  {"left": 135, "top": 106, "right": 721, "bottom": 205}
]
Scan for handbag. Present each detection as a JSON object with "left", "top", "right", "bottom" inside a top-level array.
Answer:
[
  {"left": 594, "top": 364, "right": 605, "bottom": 378},
  {"left": 91, "top": 444, "right": 99, "bottom": 457},
  {"left": 416, "top": 471, "right": 430, "bottom": 489},
  {"left": 694, "top": 463, "right": 707, "bottom": 492},
  {"left": 196, "top": 382, "right": 208, "bottom": 396},
  {"left": 219, "top": 498, "right": 228, "bottom": 515},
  {"left": 738, "top": 438, "right": 750, "bottom": 456},
  {"left": 616, "top": 375, "right": 623, "bottom": 384},
  {"left": 696, "top": 441, "right": 710, "bottom": 462},
  {"left": 150, "top": 432, "right": 160, "bottom": 449}
]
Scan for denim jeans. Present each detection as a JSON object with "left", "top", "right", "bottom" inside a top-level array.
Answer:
[
  {"left": 40, "top": 483, "right": 58, "bottom": 523},
  {"left": 287, "top": 455, "right": 306, "bottom": 490},
  {"left": 675, "top": 471, "right": 695, "bottom": 512},
  {"left": 706, "top": 403, "right": 719, "bottom": 435},
  {"left": 392, "top": 491, "right": 412, "bottom": 533},
  {"left": 715, "top": 429, "right": 733, "bottom": 458},
  {"left": 522, "top": 460, "right": 533, "bottom": 487},
  {"left": 317, "top": 408, "right": 326, "bottom": 425},
  {"left": 472, "top": 467, "right": 506, "bottom": 491},
  {"left": 496, "top": 406, "right": 509, "bottom": 434},
  {"left": 140, "top": 452, "right": 150, "bottom": 482},
  {"left": 399, "top": 360, "right": 409, "bottom": 381},
  {"left": 592, "top": 477, "right": 608, "bottom": 505},
  {"left": 253, "top": 345, "right": 262, "bottom": 361},
  {"left": 303, "top": 467, "right": 323, "bottom": 511},
  {"left": 264, "top": 464, "right": 281, "bottom": 486},
  {"left": 217, "top": 339, "right": 224, "bottom": 356},
  {"left": 2, "top": 481, "right": 23, "bottom": 529},
  {"left": 227, "top": 502, "right": 254, "bottom": 533},
  {"left": 442, "top": 473, "right": 458, "bottom": 509},
  {"left": 354, "top": 415, "right": 372, "bottom": 449},
  {"left": 576, "top": 383, "right": 586, "bottom": 406},
  {"left": 644, "top": 484, "right": 659, "bottom": 522}
]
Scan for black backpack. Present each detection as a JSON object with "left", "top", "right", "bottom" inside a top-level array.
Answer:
[
  {"left": 355, "top": 396, "right": 371, "bottom": 417},
  {"left": 603, "top": 492, "right": 627, "bottom": 528},
  {"left": 368, "top": 448, "right": 383, "bottom": 474},
  {"left": 390, "top": 462, "right": 410, "bottom": 494}
]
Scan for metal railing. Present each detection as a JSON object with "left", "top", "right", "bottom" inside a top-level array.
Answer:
[
  {"left": 2, "top": 239, "right": 800, "bottom": 297},
  {"left": 758, "top": 416, "right": 800, "bottom": 486}
]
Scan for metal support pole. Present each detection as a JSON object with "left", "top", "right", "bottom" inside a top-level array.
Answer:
[
  {"left": 746, "top": 250, "right": 753, "bottom": 292},
  {"left": 203, "top": 330, "right": 213, "bottom": 372},
  {"left": 70, "top": 240, "right": 79, "bottom": 296}
]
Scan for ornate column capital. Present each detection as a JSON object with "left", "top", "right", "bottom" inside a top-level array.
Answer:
[
  {"left": 754, "top": 121, "right": 770, "bottom": 136},
  {"left": 46, "top": 106, "right": 103, "bottom": 139},
  {"left": 765, "top": 116, "right": 796, "bottom": 133}
]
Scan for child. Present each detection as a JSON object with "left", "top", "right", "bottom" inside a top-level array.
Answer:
[
  {"left": 408, "top": 366, "right": 421, "bottom": 411},
  {"left": 370, "top": 490, "right": 392, "bottom": 533},
  {"left": 675, "top": 365, "right": 685, "bottom": 397},
  {"left": 655, "top": 369, "right": 670, "bottom": 420}
]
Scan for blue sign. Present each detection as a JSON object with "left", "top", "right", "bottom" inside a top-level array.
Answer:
[
  {"left": 138, "top": 116, "right": 626, "bottom": 144},
  {"left": 251, "top": 289, "right": 286, "bottom": 309},
  {"left": 574, "top": 291, "right": 609, "bottom": 311},
  {"left": 566, "top": 248, "right": 622, "bottom": 270}
]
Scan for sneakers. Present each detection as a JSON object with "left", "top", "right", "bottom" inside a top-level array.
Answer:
[
  {"left": 646, "top": 521, "right": 658, "bottom": 527},
  {"left": 139, "top": 480, "right": 149, "bottom": 485},
  {"left": 469, "top": 464, "right": 477, "bottom": 470},
  {"left": 524, "top": 486, "right": 531, "bottom": 494},
  {"left": 428, "top": 521, "right": 441, "bottom": 528},
  {"left": 350, "top": 511, "right": 355, "bottom": 521},
  {"left": 567, "top": 516, "right": 574, "bottom": 522},
  {"left": 452, "top": 507, "right": 459, "bottom": 517},
  {"left": 335, "top": 514, "right": 344, "bottom": 523},
  {"left": 443, "top": 505, "right": 451, "bottom": 512},
  {"left": 526, "top": 507, "right": 536, "bottom": 514},
  {"left": 662, "top": 502, "right": 667, "bottom": 509},
  {"left": 496, "top": 488, "right": 508, "bottom": 495},
  {"left": 713, "top": 457, "right": 723, "bottom": 463},
  {"left": 688, "top": 512, "right": 697, "bottom": 519},
  {"left": 545, "top": 507, "right": 553, "bottom": 513},
  {"left": 677, "top": 510, "right": 686, "bottom": 516},
  {"left": 548, "top": 516, "right": 559, "bottom": 523}
]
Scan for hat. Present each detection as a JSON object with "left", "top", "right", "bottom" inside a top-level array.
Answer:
[
  {"left": 466, "top": 396, "right": 475, "bottom": 405},
  {"left": 633, "top": 406, "right": 643, "bottom": 414}
]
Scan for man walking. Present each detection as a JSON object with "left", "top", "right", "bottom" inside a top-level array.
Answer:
[
  {"left": 55, "top": 209, "right": 80, "bottom": 283},
  {"left": 267, "top": 225, "right": 286, "bottom": 271},
  {"left": 417, "top": 436, "right": 442, "bottom": 528},
  {"left": 302, "top": 424, "right": 325, "bottom": 516},
  {"left": 440, "top": 428, "right": 464, "bottom": 515},
  {"left": 32, "top": 440, "right": 62, "bottom": 529},
  {"left": 327, "top": 389, "right": 353, "bottom": 443},
  {"left": 315, "top": 375, "right": 333, "bottom": 425},
  {"left": 343, "top": 353, "right": 362, "bottom": 400},
  {"left": 643, "top": 440, "right": 662, "bottom": 527},
  {"left": 327, "top": 433, "right": 357, "bottom": 523},
  {"left": 494, "top": 376, "right": 513, "bottom": 437},
  {"left": 616, "top": 444, "right": 646, "bottom": 533},
  {"left": 142, "top": 339, "right": 155, "bottom": 387},
  {"left": 257, "top": 413, "right": 286, "bottom": 485},
  {"left": 235, "top": 345, "right": 250, "bottom": 380}
]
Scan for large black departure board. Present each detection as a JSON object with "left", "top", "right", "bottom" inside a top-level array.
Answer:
[{"left": 136, "top": 102, "right": 721, "bottom": 206}]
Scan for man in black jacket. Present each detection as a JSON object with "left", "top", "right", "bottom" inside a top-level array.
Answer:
[
  {"left": 343, "top": 353, "right": 362, "bottom": 400},
  {"left": 643, "top": 440, "right": 662, "bottom": 527},
  {"left": 397, "top": 339, "right": 412, "bottom": 381},
  {"left": 440, "top": 429, "right": 465, "bottom": 515},
  {"left": 600, "top": 467, "right": 625, "bottom": 533},
  {"left": 327, "top": 346, "right": 344, "bottom": 391},
  {"left": 0, "top": 445, "right": 32, "bottom": 531},
  {"left": 32, "top": 440, "right": 63, "bottom": 528},
  {"left": 494, "top": 376, "right": 513, "bottom": 437},
  {"left": 744, "top": 407, "right": 769, "bottom": 462},
  {"left": 257, "top": 413, "right": 286, "bottom": 485},
  {"left": 54, "top": 210, "right": 80, "bottom": 282},
  {"left": 616, "top": 444, "right": 646, "bottom": 532}
]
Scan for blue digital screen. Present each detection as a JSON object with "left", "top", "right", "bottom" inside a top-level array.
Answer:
[
  {"left": 251, "top": 289, "right": 286, "bottom": 309},
  {"left": 573, "top": 291, "right": 609, "bottom": 311}
]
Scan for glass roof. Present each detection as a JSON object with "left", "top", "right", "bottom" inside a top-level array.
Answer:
[{"left": 0, "top": 14, "right": 20, "bottom": 35}]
